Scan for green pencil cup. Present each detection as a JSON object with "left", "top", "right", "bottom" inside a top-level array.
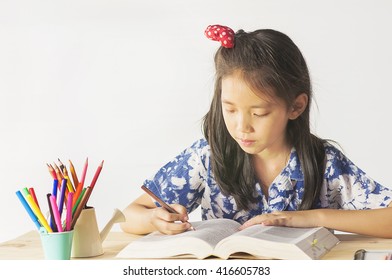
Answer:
[{"left": 39, "top": 228, "right": 74, "bottom": 260}]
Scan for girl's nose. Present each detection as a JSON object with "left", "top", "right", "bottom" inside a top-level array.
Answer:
[{"left": 237, "top": 114, "right": 252, "bottom": 133}]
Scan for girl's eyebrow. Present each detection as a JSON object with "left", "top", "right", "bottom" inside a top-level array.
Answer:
[{"left": 221, "top": 99, "right": 272, "bottom": 109}]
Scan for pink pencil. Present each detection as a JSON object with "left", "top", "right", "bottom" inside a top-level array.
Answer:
[
  {"left": 79, "top": 157, "right": 88, "bottom": 188},
  {"left": 49, "top": 195, "right": 63, "bottom": 232},
  {"left": 66, "top": 192, "right": 73, "bottom": 231},
  {"left": 73, "top": 158, "right": 88, "bottom": 206}
]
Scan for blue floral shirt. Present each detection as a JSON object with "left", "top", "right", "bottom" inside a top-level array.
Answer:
[{"left": 144, "top": 138, "right": 392, "bottom": 224}]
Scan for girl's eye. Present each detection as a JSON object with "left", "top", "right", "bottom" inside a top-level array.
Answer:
[
  {"left": 253, "top": 112, "right": 268, "bottom": 117},
  {"left": 224, "top": 108, "right": 235, "bottom": 114}
]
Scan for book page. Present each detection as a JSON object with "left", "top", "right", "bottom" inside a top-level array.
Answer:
[
  {"left": 132, "top": 219, "right": 240, "bottom": 247},
  {"left": 187, "top": 219, "right": 241, "bottom": 247},
  {"left": 232, "top": 225, "right": 319, "bottom": 244},
  {"left": 116, "top": 218, "right": 241, "bottom": 259},
  {"left": 214, "top": 225, "right": 338, "bottom": 260}
]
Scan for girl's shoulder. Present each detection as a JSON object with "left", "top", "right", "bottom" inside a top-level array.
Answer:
[
  {"left": 186, "top": 138, "right": 210, "bottom": 154},
  {"left": 190, "top": 137, "right": 209, "bottom": 149},
  {"left": 323, "top": 141, "right": 347, "bottom": 161},
  {"left": 184, "top": 138, "right": 211, "bottom": 159},
  {"left": 322, "top": 141, "right": 359, "bottom": 177}
]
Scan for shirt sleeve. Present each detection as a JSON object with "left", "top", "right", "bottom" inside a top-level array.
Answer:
[
  {"left": 142, "top": 138, "right": 210, "bottom": 214},
  {"left": 320, "top": 144, "right": 392, "bottom": 209}
]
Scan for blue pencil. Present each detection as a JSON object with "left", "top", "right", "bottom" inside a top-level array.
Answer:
[
  {"left": 15, "top": 190, "right": 41, "bottom": 230},
  {"left": 58, "top": 178, "right": 67, "bottom": 217},
  {"left": 52, "top": 179, "right": 58, "bottom": 198},
  {"left": 49, "top": 179, "right": 59, "bottom": 229}
]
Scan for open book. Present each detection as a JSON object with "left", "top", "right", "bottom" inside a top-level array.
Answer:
[{"left": 116, "top": 219, "right": 339, "bottom": 260}]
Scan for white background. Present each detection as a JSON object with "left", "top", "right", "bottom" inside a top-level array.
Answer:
[{"left": 1, "top": 0, "right": 392, "bottom": 243}]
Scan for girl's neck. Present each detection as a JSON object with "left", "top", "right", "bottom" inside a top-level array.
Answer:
[
  {"left": 252, "top": 144, "right": 292, "bottom": 198},
  {"left": 254, "top": 140, "right": 292, "bottom": 165},
  {"left": 253, "top": 147, "right": 291, "bottom": 175}
]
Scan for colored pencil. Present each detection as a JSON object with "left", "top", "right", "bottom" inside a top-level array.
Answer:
[
  {"left": 49, "top": 195, "right": 63, "bottom": 232},
  {"left": 73, "top": 158, "right": 88, "bottom": 206},
  {"left": 71, "top": 186, "right": 93, "bottom": 229},
  {"left": 57, "top": 158, "right": 65, "bottom": 173},
  {"left": 46, "top": 163, "right": 57, "bottom": 180},
  {"left": 64, "top": 175, "right": 75, "bottom": 193},
  {"left": 79, "top": 157, "right": 88, "bottom": 188},
  {"left": 141, "top": 185, "right": 195, "bottom": 231},
  {"left": 52, "top": 162, "right": 68, "bottom": 201},
  {"left": 58, "top": 158, "right": 75, "bottom": 192},
  {"left": 46, "top": 193, "right": 58, "bottom": 232},
  {"left": 58, "top": 178, "right": 67, "bottom": 217},
  {"left": 51, "top": 180, "right": 58, "bottom": 198},
  {"left": 73, "top": 182, "right": 83, "bottom": 207},
  {"left": 72, "top": 187, "right": 86, "bottom": 215},
  {"left": 52, "top": 162, "right": 64, "bottom": 182},
  {"left": 66, "top": 192, "right": 73, "bottom": 231},
  {"left": 68, "top": 159, "right": 79, "bottom": 189},
  {"left": 29, "top": 187, "right": 40, "bottom": 209},
  {"left": 23, "top": 191, "right": 52, "bottom": 233},
  {"left": 16, "top": 190, "right": 41, "bottom": 230},
  {"left": 89, "top": 160, "right": 104, "bottom": 190},
  {"left": 22, "top": 187, "right": 30, "bottom": 197}
]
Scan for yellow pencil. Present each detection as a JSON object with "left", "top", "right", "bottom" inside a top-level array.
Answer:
[
  {"left": 68, "top": 159, "right": 79, "bottom": 188},
  {"left": 57, "top": 159, "right": 75, "bottom": 192},
  {"left": 24, "top": 193, "right": 53, "bottom": 233},
  {"left": 64, "top": 175, "right": 75, "bottom": 193}
]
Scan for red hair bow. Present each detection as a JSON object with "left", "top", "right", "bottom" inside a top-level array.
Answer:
[{"left": 204, "top": 24, "right": 235, "bottom": 48}]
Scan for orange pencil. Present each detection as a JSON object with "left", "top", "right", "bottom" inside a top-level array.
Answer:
[
  {"left": 71, "top": 186, "right": 93, "bottom": 229},
  {"left": 72, "top": 182, "right": 83, "bottom": 206},
  {"left": 52, "top": 162, "right": 64, "bottom": 182},
  {"left": 73, "top": 157, "right": 88, "bottom": 206}
]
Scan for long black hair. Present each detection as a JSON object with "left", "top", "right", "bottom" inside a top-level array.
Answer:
[{"left": 203, "top": 29, "right": 326, "bottom": 211}]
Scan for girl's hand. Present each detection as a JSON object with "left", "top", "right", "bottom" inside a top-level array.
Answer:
[
  {"left": 239, "top": 210, "right": 318, "bottom": 230},
  {"left": 149, "top": 204, "right": 192, "bottom": 235}
]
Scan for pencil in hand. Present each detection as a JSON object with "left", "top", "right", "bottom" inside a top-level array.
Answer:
[{"left": 141, "top": 185, "right": 195, "bottom": 231}]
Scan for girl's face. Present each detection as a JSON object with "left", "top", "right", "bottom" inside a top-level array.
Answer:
[{"left": 221, "top": 71, "right": 294, "bottom": 157}]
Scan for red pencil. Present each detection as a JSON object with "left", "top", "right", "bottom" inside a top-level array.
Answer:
[
  {"left": 46, "top": 163, "right": 57, "bottom": 180},
  {"left": 89, "top": 160, "right": 104, "bottom": 190},
  {"left": 29, "top": 187, "right": 40, "bottom": 209}
]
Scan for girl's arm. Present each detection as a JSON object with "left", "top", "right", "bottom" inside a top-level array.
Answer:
[
  {"left": 120, "top": 193, "right": 191, "bottom": 235},
  {"left": 239, "top": 204, "right": 392, "bottom": 238}
]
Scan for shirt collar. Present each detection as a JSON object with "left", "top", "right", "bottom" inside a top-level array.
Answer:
[{"left": 283, "top": 147, "right": 304, "bottom": 182}]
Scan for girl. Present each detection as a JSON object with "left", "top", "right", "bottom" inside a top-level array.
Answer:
[{"left": 120, "top": 25, "right": 392, "bottom": 238}]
